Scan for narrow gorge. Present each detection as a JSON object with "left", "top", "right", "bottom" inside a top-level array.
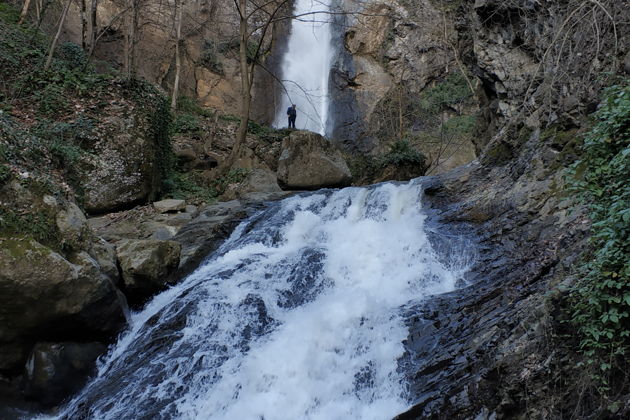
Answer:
[{"left": 0, "top": 0, "right": 628, "bottom": 419}]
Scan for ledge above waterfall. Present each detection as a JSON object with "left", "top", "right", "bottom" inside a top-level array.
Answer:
[{"left": 277, "top": 131, "right": 352, "bottom": 190}]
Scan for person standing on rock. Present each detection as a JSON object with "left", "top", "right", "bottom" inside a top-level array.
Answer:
[{"left": 287, "top": 104, "right": 297, "bottom": 129}]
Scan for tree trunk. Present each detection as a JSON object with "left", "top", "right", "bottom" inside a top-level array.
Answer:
[
  {"left": 18, "top": 0, "right": 33, "bottom": 24},
  {"left": 129, "top": 0, "right": 139, "bottom": 77},
  {"left": 222, "top": 0, "right": 251, "bottom": 172},
  {"left": 123, "top": 8, "right": 130, "bottom": 76},
  {"left": 44, "top": 0, "right": 72, "bottom": 70},
  {"left": 170, "top": 0, "right": 184, "bottom": 110},
  {"left": 80, "top": 0, "right": 87, "bottom": 50},
  {"left": 36, "top": 0, "right": 51, "bottom": 30},
  {"left": 124, "top": 0, "right": 138, "bottom": 77},
  {"left": 86, "top": 0, "right": 98, "bottom": 60}
]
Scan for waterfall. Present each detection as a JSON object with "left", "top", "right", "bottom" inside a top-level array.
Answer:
[
  {"left": 43, "top": 181, "right": 471, "bottom": 420},
  {"left": 273, "top": 0, "right": 333, "bottom": 135}
]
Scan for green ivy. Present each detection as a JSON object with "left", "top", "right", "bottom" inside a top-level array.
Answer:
[
  {"left": 173, "top": 113, "right": 201, "bottom": 135},
  {"left": 567, "top": 82, "right": 630, "bottom": 392},
  {"left": 0, "top": 207, "right": 59, "bottom": 248},
  {"left": 0, "top": 163, "right": 10, "bottom": 185},
  {"left": 122, "top": 78, "right": 175, "bottom": 200}
]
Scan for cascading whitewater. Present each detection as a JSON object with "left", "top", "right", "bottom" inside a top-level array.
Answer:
[
  {"left": 273, "top": 0, "right": 333, "bottom": 134},
  {"left": 44, "top": 181, "right": 471, "bottom": 420}
]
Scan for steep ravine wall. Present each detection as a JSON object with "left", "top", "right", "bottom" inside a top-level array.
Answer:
[{"left": 393, "top": 0, "right": 630, "bottom": 417}]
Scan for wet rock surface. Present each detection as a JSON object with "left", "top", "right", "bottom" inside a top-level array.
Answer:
[
  {"left": 116, "top": 239, "right": 182, "bottom": 306},
  {"left": 22, "top": 342, "right": 107, "bottom": 407},
  {"left": 153, "top": 199, "right": 187, "bottom": 213},
  {"left": 396, "top": 133, "right": 590, "bottom": 418}
]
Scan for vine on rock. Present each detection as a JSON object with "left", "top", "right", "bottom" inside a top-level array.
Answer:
[{"left": 568, "top": 82, "right": 630, "bottom": 401}]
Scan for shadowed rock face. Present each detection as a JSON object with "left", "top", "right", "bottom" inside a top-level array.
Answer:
[
  {"left": 0, "top": 238, "right": 128, "bottom": 373},
  {"left": 22, "top": 342, "right": 107, "bottom": 407}
]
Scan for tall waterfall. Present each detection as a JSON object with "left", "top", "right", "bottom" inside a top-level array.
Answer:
[
  {"left": 44, "top": 181, "right": 471, "bottom": 420},
  {"left": 273, "top": 0, "right": 333, "bottom": 135}
]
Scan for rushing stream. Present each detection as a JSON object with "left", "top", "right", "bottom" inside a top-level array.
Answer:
[
  {"left": 273, "top": 0, "right": 333, "bottom": 134},
  {"left": 45, "top": 181, "right": 470, "bottom": 420}
]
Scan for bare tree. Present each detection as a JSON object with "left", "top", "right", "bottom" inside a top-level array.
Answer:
[
  {"left": 86, "top": 0, "right": 98, "bottom": 57},
  {"left": 216, "top": 0, "right": 290, "bottom": 172},
  {"left": 170, "top": 0, "right": 184, "bottom": 110},
  {"left": 44, "top": 0, "right": 73, "bottom": 70},
  {"left": 124, "top": 0, "right": 142, "bottom": 77},
  {"left": 18, "top": 0, "right": 33, "bottom": 24},
  {"left": 79, "top": 0, "right": 87, "bottom": 49}
]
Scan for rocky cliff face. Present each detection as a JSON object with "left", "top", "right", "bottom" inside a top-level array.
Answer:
[
  {"left": 454, "top": 0, "right": 628, "bottom": 152},
  {"left": 330, "top": 0, "right": 451, "bottom": 147},
  {"left": 391, "top": 0, "right": 630, "bottom": 417},
  {"left": 326, "top": 0, "right": 478, "bottom": 175}
]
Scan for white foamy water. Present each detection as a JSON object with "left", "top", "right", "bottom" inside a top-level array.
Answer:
[
  {"left": 43, "top": 181, "right": 470, "bottom": 420},
  {"left": 273, "top": 0, "right": 333, "bottom": 134}
]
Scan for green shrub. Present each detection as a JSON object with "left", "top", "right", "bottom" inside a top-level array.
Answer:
[
  {"left": 176, "top": 96, "right": 214, "bottom": 118},
  {"left": 346, "top": 153, "right": 380, "bottom": 184},
  {"left": 247, "top": 120, "right": 290, "bottom": 142},
  {"left": 567, "top": 82, "right": 630, "bottom": 393},
  {"left": 58, "top": 42, "right": 87, "bottom": 69},
  {"left": 200, "top": 40, "right": 224, "bottom": 75},
  {"left": 419, "top": 71, "right": 474, "bottom": 115},
  {"left": 380, "top": 139, "right": 427, "bottom": 168},
  {"left": 0, "top": 163, "right": 10, "bottom": 185},
  {"left": 165, "top": 168, "right": 249, "bottom": 204},
  {"left": 35, "top": 83, "right": 68, "bottom": 117},
  {"left": 219, "top": 114, "right": 241, "bottom": 123},
  {"left": 173, "top": 113, "right": 201, "bottom": 134},
  {"left": 213, "top": 168, "right": 249, "bottom": 192},
  {"left": 0, "top": 2, "right": 20, "bottom": 23},
  {"left": 166, "top": 171, "right": 218, "bottom": 203},
  {"left": 442, "top": 114, "right": 477, "bottom": 137}
]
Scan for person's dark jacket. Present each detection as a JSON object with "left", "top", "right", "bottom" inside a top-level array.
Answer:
[{"left": 287, "top": 107, "right": 296, "bottom": 117}]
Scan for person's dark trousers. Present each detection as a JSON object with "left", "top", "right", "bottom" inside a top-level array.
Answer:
[{"left": 288, "top": 116, "right": 296, "bottom": 128}]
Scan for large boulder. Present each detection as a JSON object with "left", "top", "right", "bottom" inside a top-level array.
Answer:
[
  {"left": 153, "top": 199, "right": 186, "bottom": 213},
  {"left": 22, "top": 341, "right": 106, "bottom": 407},
  {"left": 77, "top": 95, "right": 166, "bottom": 214},
  {"left": 0, "top": 237, "right": 128, "bottom": 372},
  {"left": 116, "top": 239, "right": 182, "bottom": 305},
  {"left": 221, "top": 169, "right": 282, "bottom": 201},
  {"left": 276, "top": 131, "right": 352, "bottom": 189}
]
